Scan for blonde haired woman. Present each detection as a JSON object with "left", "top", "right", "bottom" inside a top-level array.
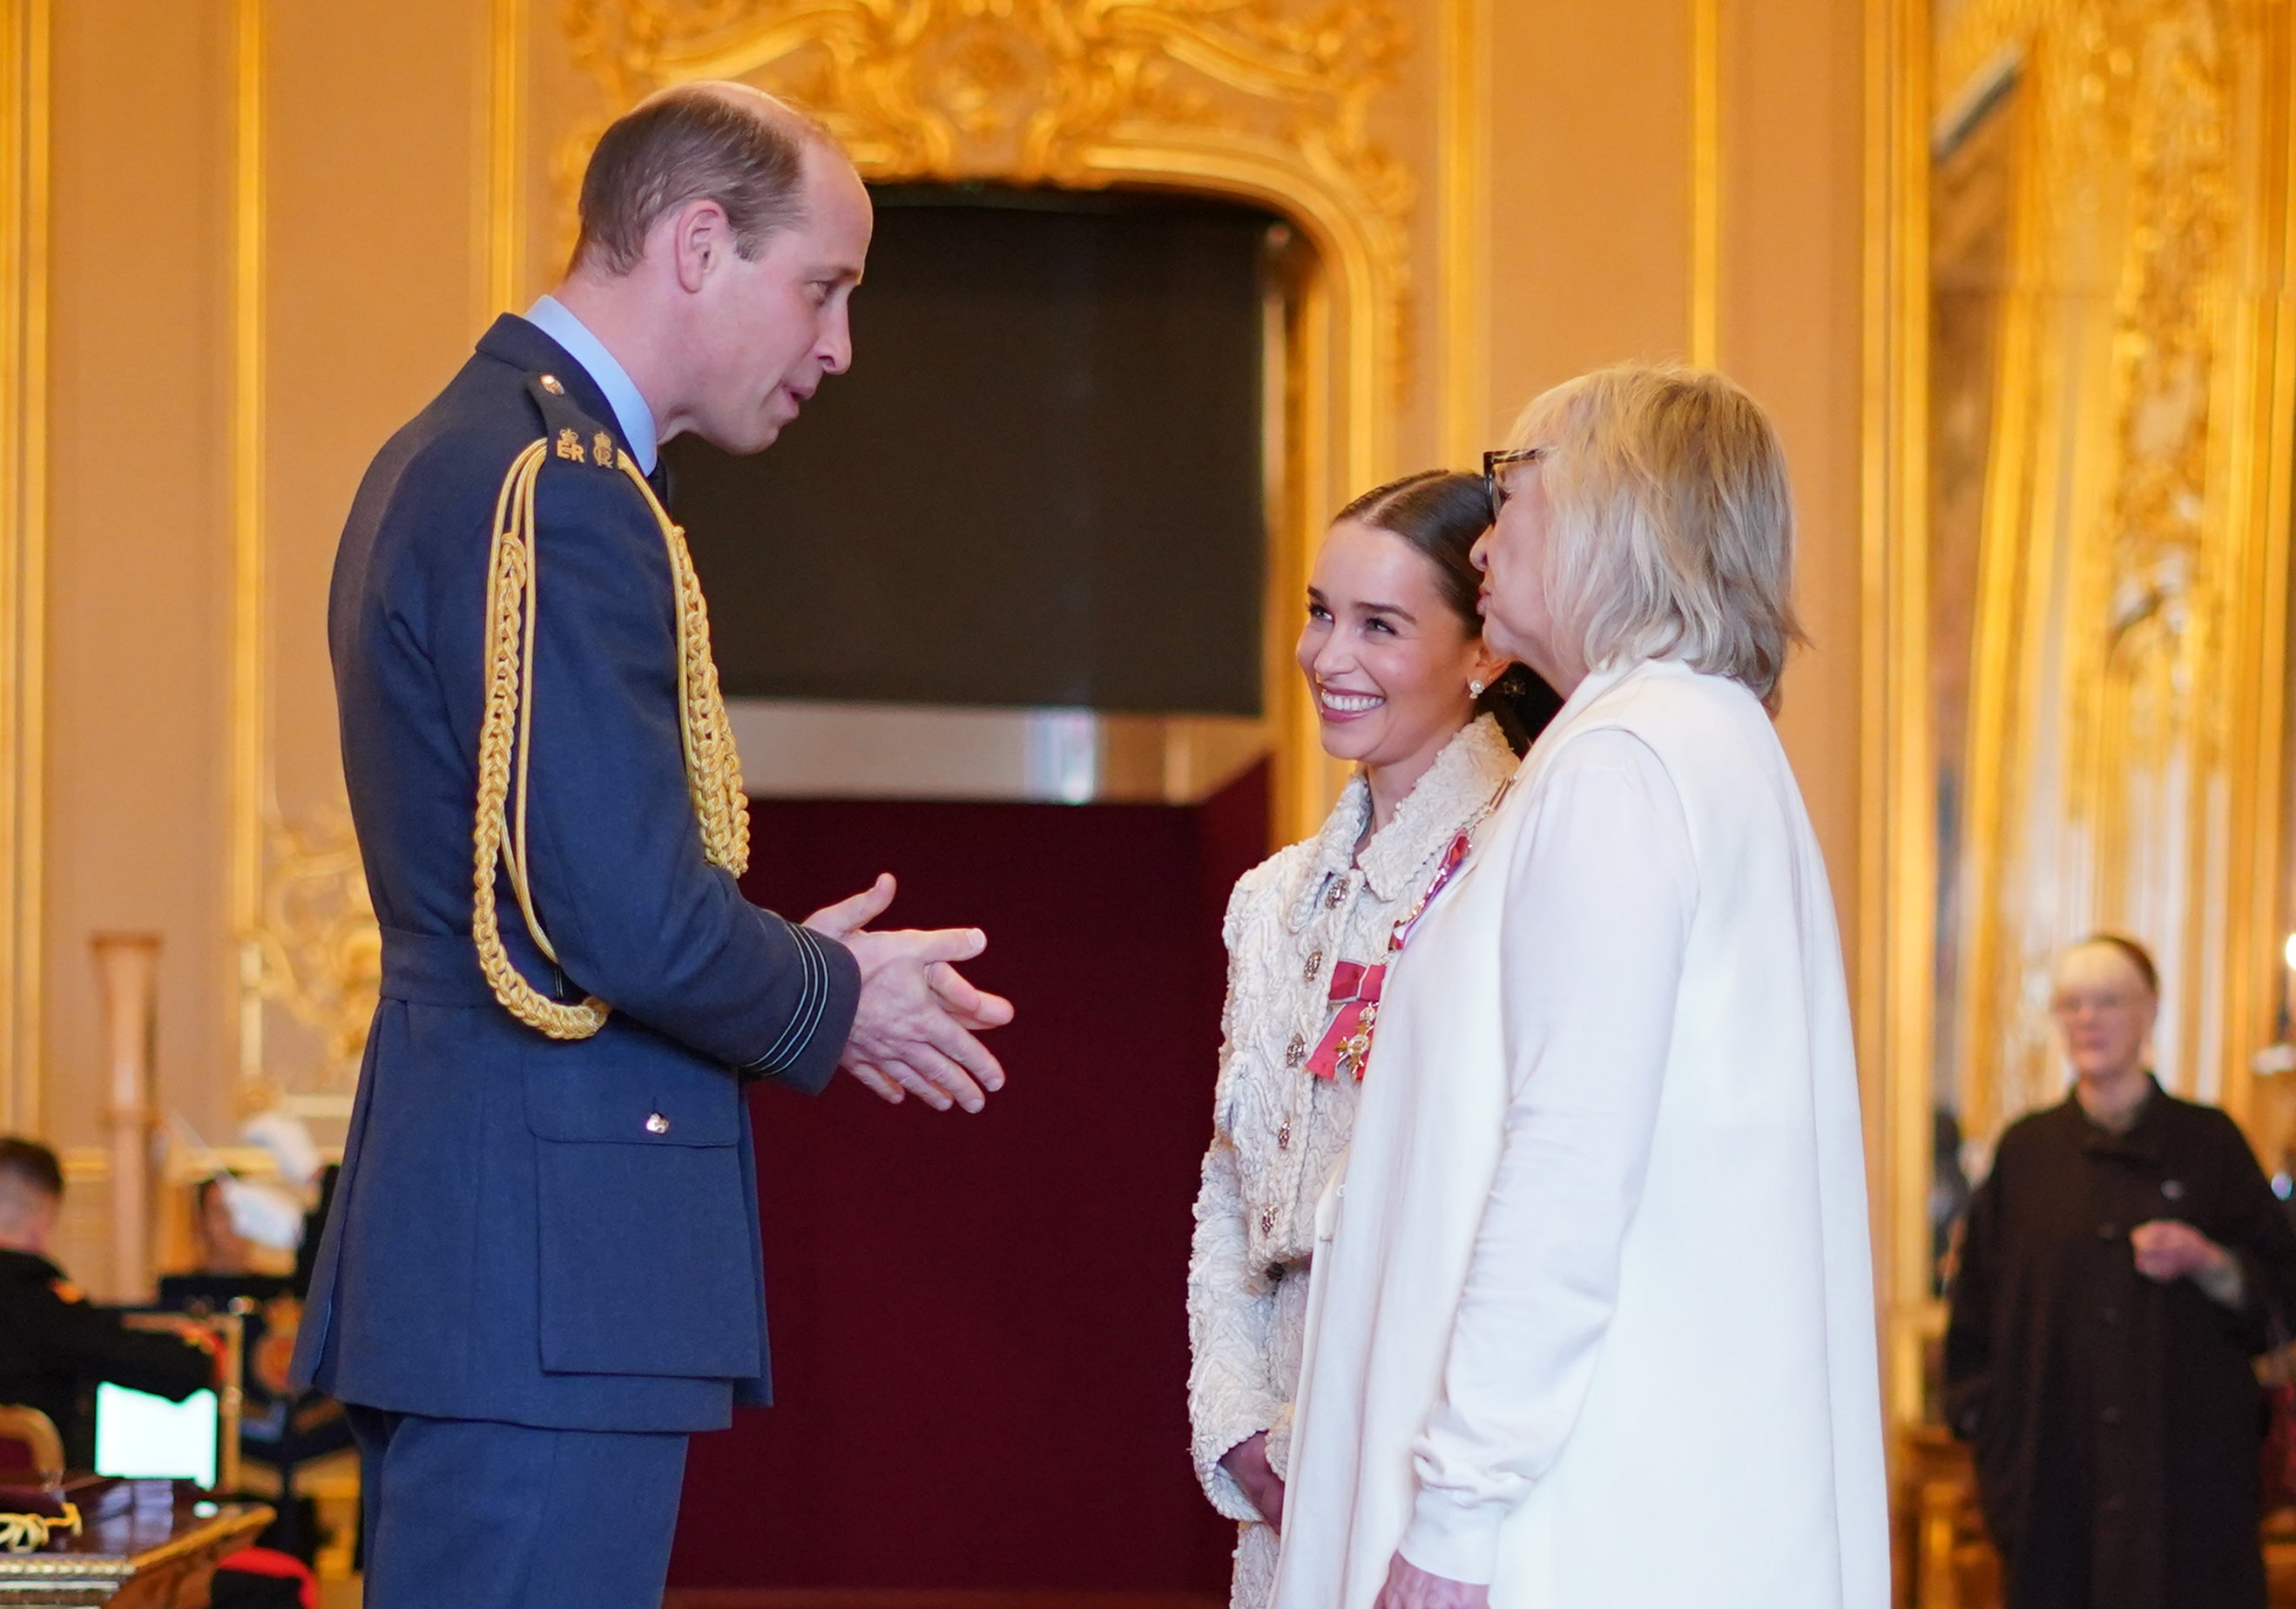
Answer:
[
  {"left": 1273, "top": 366, "right": 1887, "bottom": 1609},
  {"left": 1189, "top": 470, "right": 1557, "bottom": 1609}
]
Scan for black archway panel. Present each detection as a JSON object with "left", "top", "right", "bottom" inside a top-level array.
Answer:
[{"left": 666, "top": 184, "right": 1276, "bottom": 716}]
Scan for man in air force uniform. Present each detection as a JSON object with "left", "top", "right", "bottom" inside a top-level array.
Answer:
[{"left": 291, "top": 85, "right": 1013, "bottom": 1609}]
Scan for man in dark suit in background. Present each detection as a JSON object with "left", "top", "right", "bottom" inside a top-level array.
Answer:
[
  {"left": 0, "top": 1138, "right": 216, "bottom": 1468},
  {"left": 290, "top": 83, "right": 1014, "bottom": 1609}
]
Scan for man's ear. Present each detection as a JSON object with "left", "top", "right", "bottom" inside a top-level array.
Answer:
[{"left": 671, "top": 198, "right": 731, "bottom": 294}]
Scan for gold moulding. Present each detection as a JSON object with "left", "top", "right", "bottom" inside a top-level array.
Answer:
[{"left": 557, "top": 0, "right": 1413, "bottom": 423}]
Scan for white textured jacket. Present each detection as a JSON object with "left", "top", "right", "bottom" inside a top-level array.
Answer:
[
  {"left": 1188, "top": 718, "right": 1517, "bottom": 1606},
  {"left": 1271, "top": 662, "right": 1887, "bottom": 1609}
]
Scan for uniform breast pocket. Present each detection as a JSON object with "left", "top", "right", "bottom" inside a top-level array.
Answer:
[{"left": 523, "top": 1040, "right": 762, "bottom": 1380}]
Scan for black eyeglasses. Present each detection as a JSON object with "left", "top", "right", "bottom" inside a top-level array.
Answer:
[{"left": 1482, "top": 445, "right": 1547, "bottom": 517}]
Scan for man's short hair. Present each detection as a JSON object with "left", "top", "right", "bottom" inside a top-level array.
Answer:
[
  {"left": 0, "top": 1137, "right": 64, "bottom": 1201},
  {"left": 573, "top": 85, "right": 830, "bottom": 276}
]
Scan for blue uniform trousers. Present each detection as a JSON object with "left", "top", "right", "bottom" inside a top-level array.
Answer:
[{"left": 348, "top": 1405, "right": 689, "bottom": 1609}]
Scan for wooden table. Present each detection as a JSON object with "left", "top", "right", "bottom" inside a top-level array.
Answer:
[{"left": 0, "top": 1481, "right": 271, "bottom": 1607}]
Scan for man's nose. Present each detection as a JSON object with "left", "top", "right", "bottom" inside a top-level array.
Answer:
[{"left": 820, "top": 307, "right": 854, "bottom": 375}]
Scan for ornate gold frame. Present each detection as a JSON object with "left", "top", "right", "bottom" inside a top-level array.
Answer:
[
  {"left": 1864, "top": 0, "right": 2296, "bottom": 1427},
  {"left": 0, "top": 0, "right": 47, "bottom": 1134},
  {"left": 558, "top": 0, "right": 1415, "bottom": 841}
]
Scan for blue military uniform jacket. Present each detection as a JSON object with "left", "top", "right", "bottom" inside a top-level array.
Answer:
[{"left": 290, "top": 314, "right": 861, "bottom": 1433}]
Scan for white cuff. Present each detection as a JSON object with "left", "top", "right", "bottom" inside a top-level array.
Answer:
[
  {"left": 1396, "top": 1484, "right": 1509, "bottom": 1587},
  {"left": 1192, "top": 1411, "right": 1281, "bottom": 1524}
]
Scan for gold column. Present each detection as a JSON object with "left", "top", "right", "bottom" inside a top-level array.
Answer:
[
  {"left": 2205, "top": 0, "right": 2296, "bottom": 1128},
  {"left": 1860, "top": 0, "right": 1935, "bottom": 1430},
  {"left": 0, "top": 0, "right": 47, "bottom": 1135},
  {"left": 481, "top": 0, "right": 525, "bottom": 316},
  {"left": 229, "top": 0, "right": 268, "bottom": 1088},
  {"left": 1436, "top": 0, "right": 1490, "bottom": 463},
  {"left": 1689, "top": 0, "right": 1721, "bottom": 367},
  {"left": 93, "top": 933, "right": 159, "bottom": 1301}
]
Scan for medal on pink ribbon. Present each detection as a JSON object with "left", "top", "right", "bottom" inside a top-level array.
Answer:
[{"left": 1302, "top": 798, "right": 1495, "bottom": 1080}]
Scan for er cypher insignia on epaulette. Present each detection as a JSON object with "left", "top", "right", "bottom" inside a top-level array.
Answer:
[{"left": 523, "top": 374, "right": 620, "bottom": 474}]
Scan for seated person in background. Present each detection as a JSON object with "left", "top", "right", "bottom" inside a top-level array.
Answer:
[
  {"left": 0, "top": 1137, "right": 216, "bottom": 1468},
  {"left": 191, "top": 1176, "right": 257, "bottom": 1276},
  {"left": 162, "top": 1158, "right": 354, "bottom": 1509}
]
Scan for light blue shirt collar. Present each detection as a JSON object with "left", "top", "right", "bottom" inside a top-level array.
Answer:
[{"left": 522, "top": 294, "right": 658, "bottom": 475}]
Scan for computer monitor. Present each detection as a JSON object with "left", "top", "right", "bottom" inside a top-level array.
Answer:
[
  {"left": 93, "top": 1309, "right": 243, "bottom": 1490},
  {"left": 91, "top": 1382, "right": 219, "bottom": 1488}
]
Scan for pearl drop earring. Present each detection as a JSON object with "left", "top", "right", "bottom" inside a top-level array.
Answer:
[{"left": 1469, "top": 679, "right": 1487, "bottom": 698}]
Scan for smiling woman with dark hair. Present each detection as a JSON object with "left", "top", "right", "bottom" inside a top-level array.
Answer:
[{"left": 1186, "top": 470, "right": 1553, "bottom": 1609}]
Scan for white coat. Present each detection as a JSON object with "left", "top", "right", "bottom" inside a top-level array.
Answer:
[{"left": 1271, "top": 659, "right": 1888, "bottom": 1609}]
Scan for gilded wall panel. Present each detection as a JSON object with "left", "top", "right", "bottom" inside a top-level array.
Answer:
[
  {"left": 0, "top": 0, "right": 46, "bottom": 1134},
  {"left": 1870, "top": 0, "right": 2296, "bottom": 1422},
  {"left": 229, "top": 0, "right": 496, "bottom": 1122},
  {"left": 1928, "top": 0, "right": 2289, "bottom": 1165}
]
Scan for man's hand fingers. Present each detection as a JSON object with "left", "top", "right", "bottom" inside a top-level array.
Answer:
[
  {"left": 888, "top": 1043, "right": 988, "bottom": 1113},
  {"left": 804, "top": 874, "right": 896, "bottom": 939},
  {"left": 922, "top": 1013, "right": 1006, "bottom": 1096},
  {"left": 929, "top": 962, "right": 1015, "bottom": 1029},
  {"left": 899, "top": 925, "right": 989, "bottom": 965},
  {"left": 841, "top": 1058, "right": 906, "bottom": 1105},
  {"left": 880, "top": 1054, "right": 964, "bottom": 1113}
]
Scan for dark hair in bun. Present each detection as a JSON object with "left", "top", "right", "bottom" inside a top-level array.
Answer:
[{"left": 1333, "top": 470, "right": 1563, "bottom": 754}]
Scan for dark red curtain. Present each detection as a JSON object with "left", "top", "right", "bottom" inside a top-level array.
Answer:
[{"left": 666, "top": 766, "right": 1267, "bottom": 1592}]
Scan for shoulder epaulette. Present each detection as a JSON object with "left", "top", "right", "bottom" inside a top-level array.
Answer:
[
  {"left": 470, "top": 373, "right": 750, "bottom": 1042},
  {"left": 523, "top": 373, "right": 624, "bottom": 475}
]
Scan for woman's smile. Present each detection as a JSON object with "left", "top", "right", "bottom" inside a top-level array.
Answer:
[{"left": 1316, "top": 684, "right": 1387, "bottom": 720}]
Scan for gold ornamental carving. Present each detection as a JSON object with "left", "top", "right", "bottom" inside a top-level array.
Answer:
[
  {"left": 241, "top": 812, "right": 380, "bottom": 1101},
  {"left": 1926, "top": 0, "right": 2289, "bottom": 1144},
  {"left": 557, "top": 0, "right": 1414, "bottom": 402}
]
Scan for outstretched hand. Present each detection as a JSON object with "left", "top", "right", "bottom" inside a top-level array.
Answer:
[{"left": 804, "top": 875, "right": 1015, "bottom": 1112}]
